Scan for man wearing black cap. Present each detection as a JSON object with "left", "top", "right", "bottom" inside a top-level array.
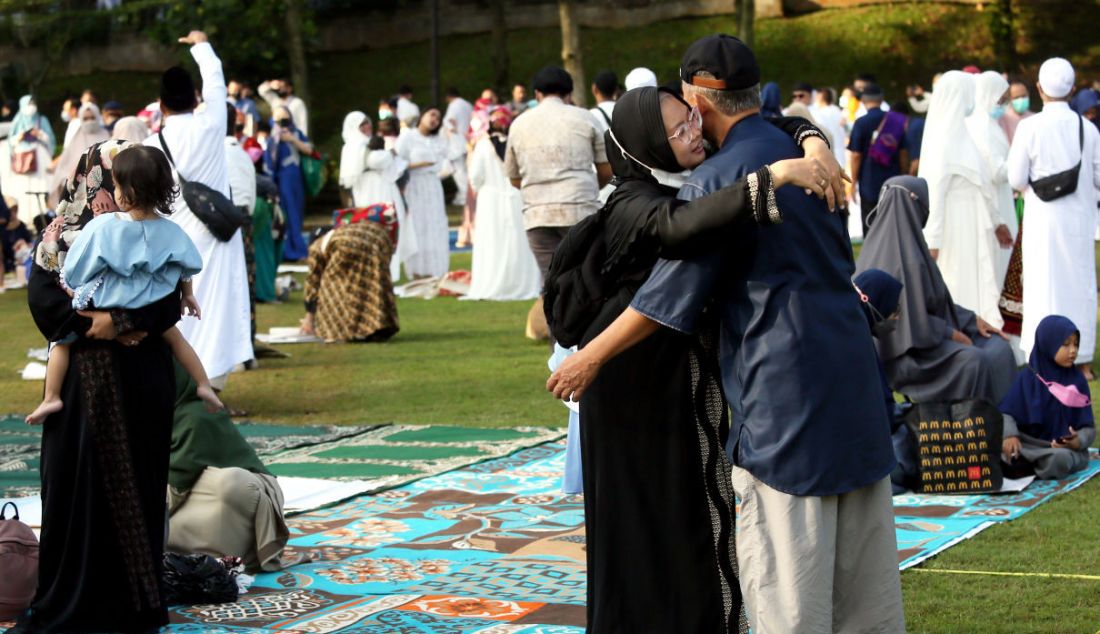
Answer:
[
  {"left": 145, "top": 30, "right": 254, "bottom": 397},
  {"left": 847, "top": 82, "right": 909, "bottom": 232},
  {"left": 551, "top": 35, "right": 904, "bottom": 632},
  {"left": 504, "top": 66, "right": 612, "bottom": 305}
]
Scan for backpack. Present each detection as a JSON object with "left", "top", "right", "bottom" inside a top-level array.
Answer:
[{"left": 0, "top": 502, "right": 39, "bottom": 619}]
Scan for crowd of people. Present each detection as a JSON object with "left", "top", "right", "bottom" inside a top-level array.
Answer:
[{"left": 0, "top": 17, "right": 1098, "bottom": 634}]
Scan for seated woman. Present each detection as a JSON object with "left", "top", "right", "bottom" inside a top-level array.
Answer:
[
  {"left": 854, "top": 268, "right": 920, "bottom": 493},
  {"left": 544, "top": 86, "right": 841, "bottom": 634},
  {"left": 299, "top": 222, "right": 399, "bottom": 342},
  {"left": 855, "top": 175, "right": 1016, "bottom": 404},
  {"left": 167, "top": 362, "right": 288, "bottom": 572},
  {"left": 999, "top": 315, "right": 1096, "bottom": 479}
]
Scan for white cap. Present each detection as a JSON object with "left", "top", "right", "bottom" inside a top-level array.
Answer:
[
  {"left": 1038, "top": 57, "right": 1075, "bottom": 99},
  {"left": 624, "top": 67, "right": 658, "bottom": 91}
]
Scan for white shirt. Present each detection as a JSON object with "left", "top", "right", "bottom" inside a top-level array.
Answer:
[
  {"left": 589, "top": 100, "right": 615, "bottom": 136},
  {"left": 444, "top": 97, "right": 474, "bottom": 146},
  {"left": 396, "top": 97, "right": 420, "bottom": 124},
  {"left": 224, "top": 136, "right": 257, "bottom": 213},
  {"left": 146, "top": 43, "right": 228, "bottom": 198}
]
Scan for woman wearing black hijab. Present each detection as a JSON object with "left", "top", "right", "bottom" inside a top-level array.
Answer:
[{"left": 544, "top": 86, "right": 837, "bottom": 634}]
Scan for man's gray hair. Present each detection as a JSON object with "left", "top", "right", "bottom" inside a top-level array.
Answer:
[{"left": 683, "top": 71, "right": 761, "bottom": 116}]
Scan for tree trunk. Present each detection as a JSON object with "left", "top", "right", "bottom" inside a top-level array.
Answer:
[
  {"left": 490, "top": 0, "right": 509, "bottom": 98},
  {"left": 991, "top": 0, "right": 1017, "bottom": 71},
  {"left": 430, "top": 0, "right": 441, "bottom": 107},
  {"left": 558, "top": 0, "right": 586, "bottom": 107},
  {"left": 739, "top": 0, "right": 755, "bottom": 49},
  {"left": 284, "top": 0, "right": 310, "bottom": 105}
]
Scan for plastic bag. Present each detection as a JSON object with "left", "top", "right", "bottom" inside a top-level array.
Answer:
[{"left": 162, "top": 552, "right": 240, "bottom": 606}]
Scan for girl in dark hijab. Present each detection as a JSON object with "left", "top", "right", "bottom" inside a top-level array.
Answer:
[
  {"left": 544, "top": 86, "right": 838, "bottom": 634},
  {"left": 999, "top": 315, "right": 1095, "bottom": 479},
  {"left": 855, "top": 175, "right": 1016, "bottom": 405}
]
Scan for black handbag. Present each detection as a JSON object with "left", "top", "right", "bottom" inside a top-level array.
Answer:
[
  {"left": 158, "top": 131, "right": 248, "bottom": 241},
  {"left": 903, "top": 398, "right": 1004, "bottom": 494},
  {"left": 1029, "top": 114, "right": 1083, "bottom": 202}
]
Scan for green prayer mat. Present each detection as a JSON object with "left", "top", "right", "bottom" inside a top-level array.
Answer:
[{"left": 0, "top": 415, "right": 379, "bottom": 498}]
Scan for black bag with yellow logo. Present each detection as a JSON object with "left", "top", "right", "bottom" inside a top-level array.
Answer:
[{"left": 903, "top": 399, "right": 1004, "bottom": 494}]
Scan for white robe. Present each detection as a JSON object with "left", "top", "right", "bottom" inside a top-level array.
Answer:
[
  {"left": 395, "top": 130, "right": 449, "bottom": 278},
  {"left": 144, "top": 42, "right": 253, "bottom": 379},
  {"left": 920, "top": 71, "right": 1004, "bottom": 328},
  {"left": 351, "top": 149, "right": 416, "bottom": 282},
  {"left": 464, "top": 137, "right": 541, "bottom": 301},
  {"left": 1008, "top": 101, "right": 1100, "bottom": 362},
  {"left": 966, "top": 72, "right": 1017, "bottom": 285}
]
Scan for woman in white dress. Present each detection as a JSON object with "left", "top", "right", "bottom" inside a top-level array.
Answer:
[
  {"left": 919, "top": 71, "right": 1009, "bottom": 328},
  {"left": 395, "top": 108, "right": 449, "bottom": 279},
  {"left": 339, "top": 110, "right": 415, "bottom": 281},
  {"left": 966, "top": 71, "right": 1017, "bottom": 285},
  {"left": 465, "top": 107, "right": 541, "bottom": 300},
  {"left": 7, "top": 95, "right": 56, "bottom": 223}
]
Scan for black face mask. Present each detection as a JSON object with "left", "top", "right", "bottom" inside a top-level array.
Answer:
[
  {"left": 276, "top": 90, "right": 290, "bottom": 99},
  {"left": 277, "top": 118, "right": 291, "bottom": 127},
  {"left": 872, "top": 318, "right": 899, "bottom": 338}
]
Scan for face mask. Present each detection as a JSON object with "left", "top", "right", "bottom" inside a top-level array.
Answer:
[
  {"left": 1034, "top": 371, "right": 1091, "bottom": 408},
  {"left": 23, "top": 104, "right": 37, "bottom": 117},
  {"left": 276, "top": 90, "right": 290, "bottom": 99},
  {"left": 872, "top": 318, "right": 899, "bottom": 338},
  {"left": 607, "top": 128, "right": 690, "bottom": 189},
  {"left": 277, "top": 118, "right": 291, "bottom": 127},
  {"left": 378, "top": 110, "right": 393, "bottom": 120},
  {"left": 1011, "top": 97, "right": 1030, "bottom": 114},
  {"left": 990, "top": 104, "right": 1006, "bottom": 120},
  {"left": 60, "top": 110, "right": 72, "bottom": 123}
]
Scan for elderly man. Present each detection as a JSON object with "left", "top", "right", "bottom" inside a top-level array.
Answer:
[
  {"left": 504, "top": 66, "right": 611, "bottom": 287},
  {"left": 1008, "top": 57, "right": 1100, "bottom": 379},
  {"left": 548, "top": 35, "right": 904, "bottom": 633},
  {"left": 146, "top": 30, "right": 254, "bottom": 396}
]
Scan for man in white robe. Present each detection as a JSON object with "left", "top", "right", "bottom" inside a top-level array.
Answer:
[
  {"left": 1008, "top": 57, "right": 1100, "bottom": 372},
  {"left": 146, "top": 30, "right": 254, "bottom": 391}
]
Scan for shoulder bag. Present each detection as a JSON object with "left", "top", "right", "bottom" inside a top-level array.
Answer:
[
  {"left": 1029, "top": 114, "right": 1083, "bottom": 202},
  {"left": 158, "top": 130, "right": 248, "bottom": 241}
]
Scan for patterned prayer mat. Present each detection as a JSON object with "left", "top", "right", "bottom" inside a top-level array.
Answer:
[
  {"left": 894, "top": 450, "right": 1100, "bottom": 570},
  {"left": 167, "top": 440, "right": 585, "bottom": 633},
  {"left": 0, "top": 415, "right": 378, "bottom": 498}
]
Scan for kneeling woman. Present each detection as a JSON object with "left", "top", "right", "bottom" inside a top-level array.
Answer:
[
  {"left": 1000, "top": 315, "right": 1096, "bottom": 479},
  {"left": 299, "top": 222, "right": 399, "bottom": 342},
  {"left": 544, "top": 86, "right": 838, "bottom": 634}
]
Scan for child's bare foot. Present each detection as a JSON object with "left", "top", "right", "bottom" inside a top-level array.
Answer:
[
  {"left": 26, "top": 398, "right": 63, "bottom": 425},
  {"left": 196, "top": 385, "right": 225, "bottom": 412}
]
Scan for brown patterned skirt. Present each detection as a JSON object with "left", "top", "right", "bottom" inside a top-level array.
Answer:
[
  {"left": 304, "top": 222, "right": 399, "bottom": 342},
  {"left": 999, "top": 219, "right": 1023, "bottom": 336}
]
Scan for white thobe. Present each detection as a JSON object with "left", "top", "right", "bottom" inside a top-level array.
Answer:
[
  {"left": 464, "top": 137, "right": 541, "bottom": 301},
  {"left": 1008, "top": 101, "right": 1100, "bottom": 362},
  {"left": 810, "top": 103, "right": 849, "bottom": 168},
  {"left": 145, "top": 42, "right": 253, "bottom": 380},
  {"left": 224, "top": 137, "right": 257, "bottom": 213},
  {"left": 966, "top": 114, "right": 1018, "bottom": 285}
]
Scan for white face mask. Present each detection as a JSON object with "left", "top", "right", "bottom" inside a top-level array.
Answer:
[
  {"left": 607, "top": 128, "right": 690, "bottom": 189},
  {"left": 60, "top": 110, "right": 72, "bottom": 123}
]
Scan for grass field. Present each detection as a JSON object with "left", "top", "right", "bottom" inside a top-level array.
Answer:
[{"left": 2, "top": 246, "right": 1100, "bottom": 631}]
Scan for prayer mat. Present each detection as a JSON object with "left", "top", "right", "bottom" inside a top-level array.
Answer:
[
  {"left": 166, "top": 440, "right": 586, "bottom": 633},
  {"left": 893, "top": 450, "right": 1100, "bottom": 570},
  {"left": 0, "top": 415, "right": 380, "bottom": 498}
]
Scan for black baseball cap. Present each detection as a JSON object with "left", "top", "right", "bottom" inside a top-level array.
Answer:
[
  {"left": 680, "top": 34, "right": 760, "bottom": 91},
  {"left": 861, "top": 83, "right": 885, "bottom": 100}
]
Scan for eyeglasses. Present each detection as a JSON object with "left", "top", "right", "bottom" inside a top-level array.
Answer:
[{"left": 668, "top": 106, "right": 702, "bottom": 145}]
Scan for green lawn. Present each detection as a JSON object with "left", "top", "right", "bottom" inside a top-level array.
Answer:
[{"left": 2, "top": 250, "right": 1100, "bottom": 630}]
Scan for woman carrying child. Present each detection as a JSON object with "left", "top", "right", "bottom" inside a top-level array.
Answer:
[
  {"left": 1000, "top": 315, "right": 1096, "bottom": 480},
  {"left": 17, "top": 140, "right": 202, "bottom": 632}
]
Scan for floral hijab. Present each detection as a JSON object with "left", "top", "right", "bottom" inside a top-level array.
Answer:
[{"left": 35, "top": 139, "right": 134, "bottom": 274}]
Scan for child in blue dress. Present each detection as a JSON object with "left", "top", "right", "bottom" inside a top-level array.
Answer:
[
  {"left": 999, "top": 315, "right": 1096, "bottom": 479},
  {"left": 27, "top": 145, "right": 223, "bottom": 424}
]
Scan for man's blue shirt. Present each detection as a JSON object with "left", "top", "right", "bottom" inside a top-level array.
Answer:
[
  {"left": 631, "top": 114, "right": 895, "bottom": 497},
  {"left": 847, "top": 107, "right": 907, "bottom": 207}
]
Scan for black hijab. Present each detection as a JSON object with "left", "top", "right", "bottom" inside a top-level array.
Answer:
[{"left": 605, "top": 86, "right": 686, "bottom": 184}]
